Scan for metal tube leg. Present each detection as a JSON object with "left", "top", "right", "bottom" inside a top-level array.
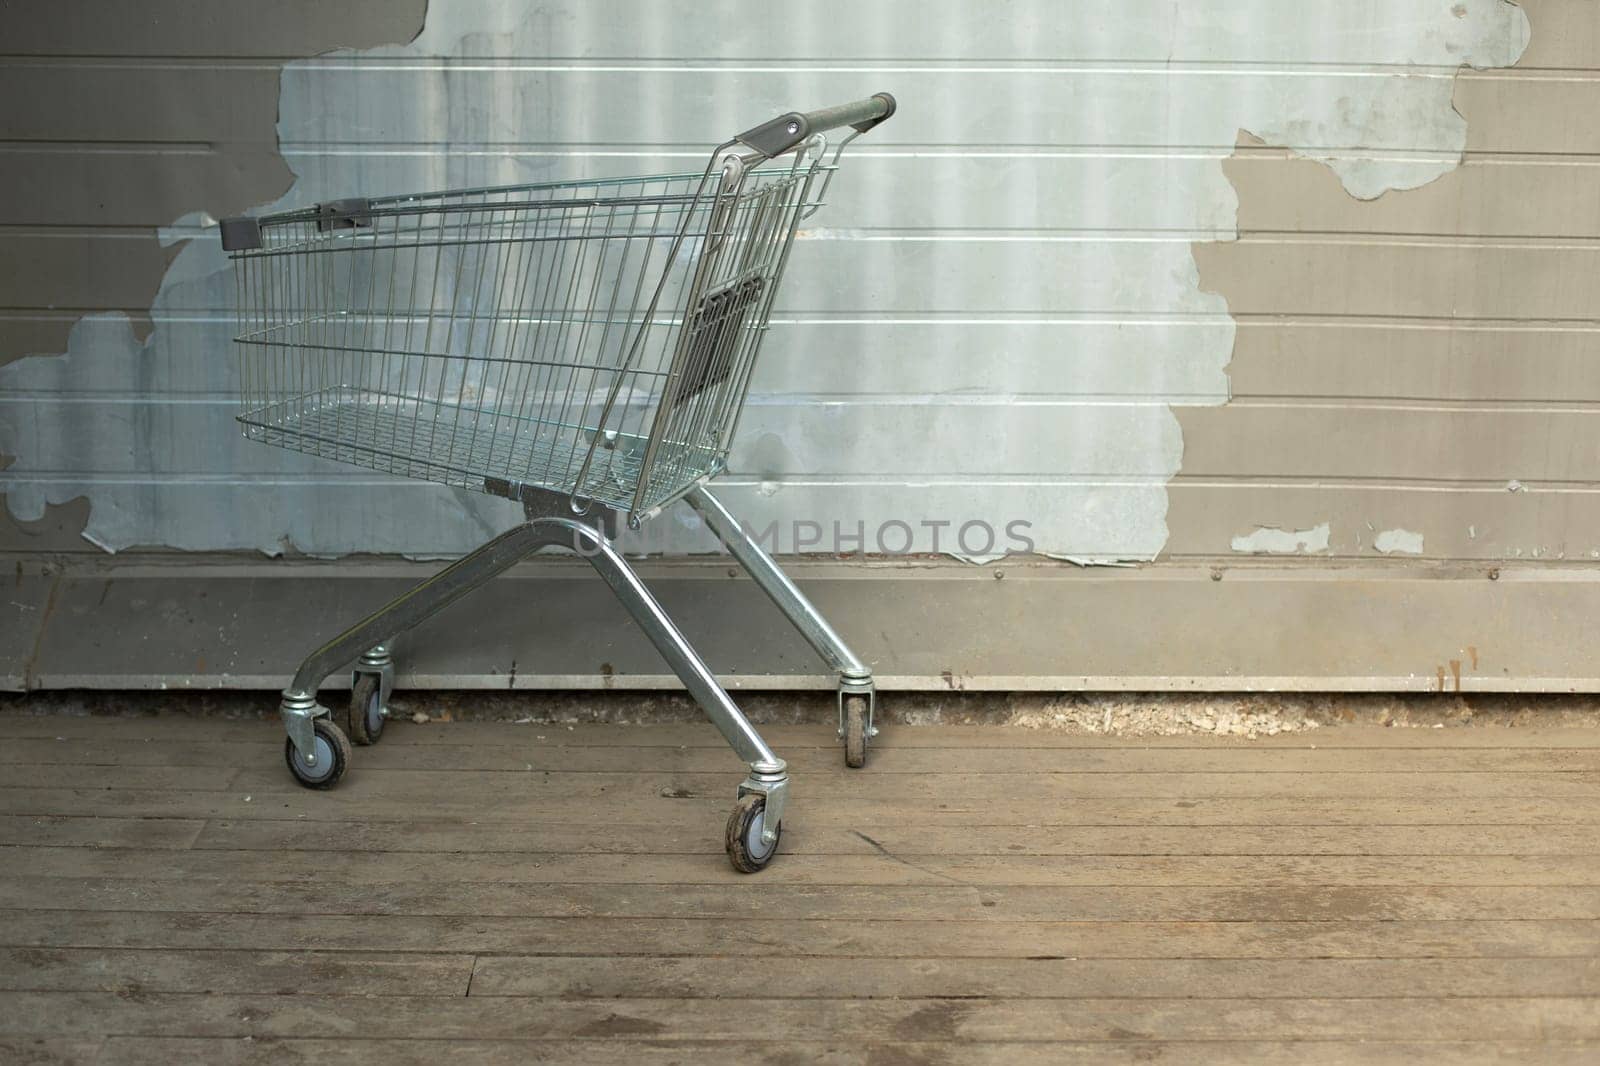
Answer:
[
  {"left": 277, "top": 502, "right": 788, "bottom": 848},
  {"left": 559, "top": 517, "right": 788, "bottom": 842},
  {"left": 684, "top": 484, "right": 876, "bottom": 757},
  {"left": 279, "top": 520, "right": 569, "bottom": 758},
  {"left": 562, "top": 520, "right": 780, "bottom": 768},
  {"left": 685, "top": 485, "right": 871, "bottom": 681}
]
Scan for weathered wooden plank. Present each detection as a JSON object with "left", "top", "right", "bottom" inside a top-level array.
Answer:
[
  {"left": 0, "top": 815, "right": 205, "bottom": 850},
  {"left": 75, "top": 1036, "right": 1600, "bottom": 1066},
  {"left": 468, "top": 954, "right": 1600, "bottom": 1000},
  {"left": 32, "top": 810, "right": 1592, "bottom": 862},
  {"left": 67, "top": 1037, "right": 862, "bottom": 1066},
  {"left": 8, "top": 846, "right": 1597, "bottom": 889},
  {"left": 302, "top": 724, "right": 1600, "bottom": 751},
  {"left": 12, "top": 735, "right": 1600, "bottom": 774},
  {"left": 6, "top": 716, "right": 1598, "bottom": 750},
  {"left": 9, "top": 787, "right": 1600, "bottom": 828},
  {"left": 0, "top": 948, "right": 472, "bottom": 996},
  {"left": 217, "top": 767, "right": 1600, "bottom": 801},
  {"left": 0, "top": 766, "right": 238, "bottom": 791},
  {"left": 9, "top": 909, "right": 1592, "bottom": 959},
  {"left": 0, "top": 991, "right": 1595, "bottom": 1042},
  {"left": 6, "top": 756, "right": 1595, "bottom": 802},
  {"left": 187, "top": 818, "right": 1600, "bottom": 858},
  {"left": 0, "top": 1039, "right": 102, "bottom": 1066},
  {"left": 82, "top": 1035, "right": 1600, "bottom": 1066},
  {"left": 3, "top": 877, "right": 1596, "bottom": 922}
]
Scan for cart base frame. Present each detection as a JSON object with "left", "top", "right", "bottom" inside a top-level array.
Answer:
[{"left": 276, "top": 483, "right": 874, "bottom": 871}]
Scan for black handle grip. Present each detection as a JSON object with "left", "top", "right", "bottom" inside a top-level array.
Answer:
[{"left": 735, "top": 92, "right": 896, "bottom": 159}]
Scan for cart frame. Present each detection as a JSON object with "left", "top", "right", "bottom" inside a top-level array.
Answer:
[{"left": 220, "top": 94, "right": 895, "bottom": 871}]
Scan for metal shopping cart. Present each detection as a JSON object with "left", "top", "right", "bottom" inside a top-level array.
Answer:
[{"left": 219, "top": 94, "right": 896, "bottom": 871}]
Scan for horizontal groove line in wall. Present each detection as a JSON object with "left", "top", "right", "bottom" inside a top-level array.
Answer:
[
  {"left": 0, "top": 226, "right": 183, "bottom": 238},
  {"left": 7, "top": 473, "right": 1600, "bottom": 494},
  {"left": 270, "top": 144, "right": 1600, "bottom": 161},
  {"left": 7, "top": 393, "right": 1225, "bottom": 407},
  {"left": 1155, "top": 560, "right": 1600, "bottom": 574},
  {"left": 5, "top": 310, "right": 1600, "bottom": 331},
  {"left": 0, "top": 473, "right": 1180, "bottom": 487},
  {"left": 265, "top": 143, "right": 1600, "bottom": 161},
  {"left": 26, "top": 226, "right": 1600, "bottom": 250},
  {"left": 1167, "top": 476, "right": 1600, "bottom": 492},
  {"left": 1228, "top": 234, "right": 1600, "bottom": 251},
  {"left": 0, "top": 395, "right": 1221, "bottom": 408},
  {"left": 800, "top": 231, "right": 1600, "bottom": 248},
  {"left": 8, "top": 142, "right": 1600, "bottom": 168},
  {"left": 1198, "top": 398, "right": 1600, "bottom": 414},
  {"left": 12, "top": 393, "right": 1600, "bottom": 415}
]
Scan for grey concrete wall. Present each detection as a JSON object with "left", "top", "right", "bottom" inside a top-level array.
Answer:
[{"left": 3, "top": 0, "right": 1596, "bottom": 691}]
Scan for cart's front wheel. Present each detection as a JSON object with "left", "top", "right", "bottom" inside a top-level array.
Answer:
[
  {"left": 348, "top": 673, "right": 386, "bottom": 746},
  {"left": 843, "top": 693, "right": 871, "bottom": 769},
  {"left": 725, "top": 793, "right": 781, "bottom": 873},
  {"left": 285, "top": 718, "right": 351, "bottom": 790}
]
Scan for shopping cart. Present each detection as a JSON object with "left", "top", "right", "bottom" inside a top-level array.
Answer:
[{"left": 219, "top": 94, "right": 895, "bottom": 871}]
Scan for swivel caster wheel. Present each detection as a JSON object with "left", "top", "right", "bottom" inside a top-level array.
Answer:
[
  {"left": 348, "top": 672, "right": 387, "bottom": 746},
  {"left": 842, "top": 692, "right": 871, "bottom": 769},
  {"left": 725, "top": 793, "right": 781, "bottom": 873},
  {"left": 284, "top": 717, "right": 351, "bottom": 790}
]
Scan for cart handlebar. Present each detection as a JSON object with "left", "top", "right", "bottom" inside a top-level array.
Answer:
[{"left": 734, "top": 92, "right": 896, "bottom": 159}]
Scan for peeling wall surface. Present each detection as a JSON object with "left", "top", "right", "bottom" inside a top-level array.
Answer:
[
  {"left": 1230, "top": 523, "right": 1332, "bottom": 557},
  {"left": 0, "top": 0, "right": 1550, "bottom": 568}
]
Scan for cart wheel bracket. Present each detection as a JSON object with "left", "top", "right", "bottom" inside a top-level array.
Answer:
[
  {"left": 838, "top": 678, "right": 877, "bottom": 739},
  {"left": 736, "top": 760, "right": 789, "bottom": 847},
  {"left": 355, "top": 644, "right": 395, "bottom": 720},
  {"left": 279, "top": 691, "right": 329, "bottom": 763}
]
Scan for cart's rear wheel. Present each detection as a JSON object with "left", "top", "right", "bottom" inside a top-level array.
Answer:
[
  {"left": 348, "top": 673, "right": 386, "bottom": 746},
  {"left": 843, "top": 693, "right": 869, "bottom": 769},
  {"left": 285, "top": 718, "right": 351, "bottom": 790},
  {"left": 725, "top": 793, "right": 781, "bottom": 873}
]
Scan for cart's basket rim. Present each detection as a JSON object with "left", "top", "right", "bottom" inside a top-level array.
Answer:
[{"left": 245, "top": 162, "right": 828, "bottom": 236}]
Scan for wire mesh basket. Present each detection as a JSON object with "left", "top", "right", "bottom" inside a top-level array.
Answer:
[{"left": 226, "top": 150, "right": 823, "bottom": 522}]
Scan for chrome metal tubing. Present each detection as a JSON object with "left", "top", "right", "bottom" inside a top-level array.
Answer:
[
  {"left": 559, "top": 516, "right": 781, "bottom": 769},
  {"left": 283, "top": 520, "right": 565, "bottom": 701},
  {"left": 282, "top": 510, "right": 781, "bottom": 771},
  {"left": 685, "top": 483, "right": 872, "bottom": 683}
]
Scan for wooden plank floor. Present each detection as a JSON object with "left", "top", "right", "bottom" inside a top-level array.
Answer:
[{"left": 1, "top": 712, "right": 1598, "bottom": 1064}]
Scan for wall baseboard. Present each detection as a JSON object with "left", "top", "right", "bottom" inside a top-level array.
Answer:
[{"left": 5, "top": 554, "right": 1594, "bottom": 694}]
